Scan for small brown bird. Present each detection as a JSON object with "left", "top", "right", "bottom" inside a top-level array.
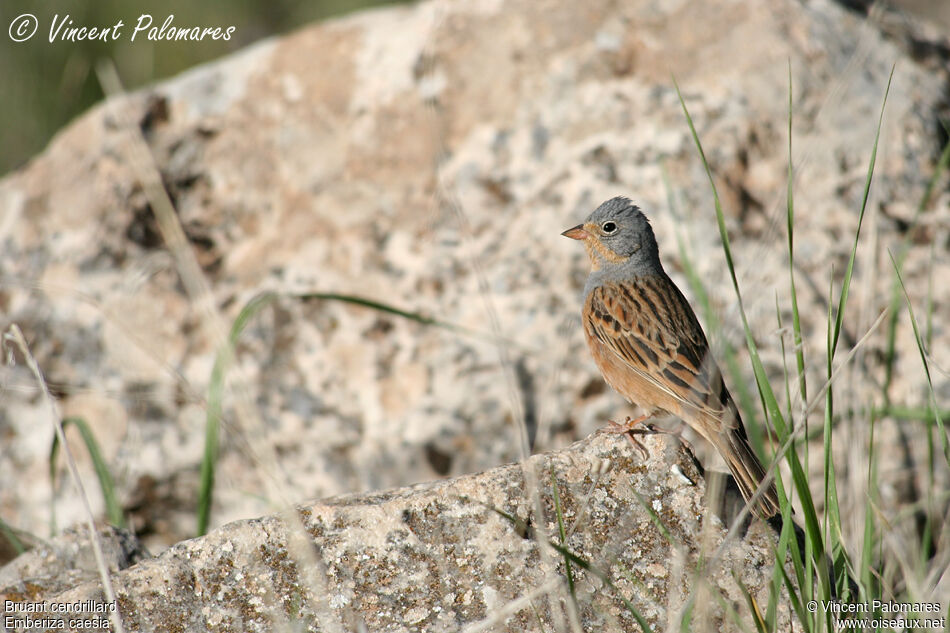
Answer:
[{"left": 563, "top": 197, "right": 780, "bottom": 519}]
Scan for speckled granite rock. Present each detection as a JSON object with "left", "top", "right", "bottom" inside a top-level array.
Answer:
[
  {"left": 0, "top": 433, "right": 796, "bottom": 632},
  {"left": 0, "top": 525, "right": 149, "bottom": 599},
  {"left": 0, "top": 0, "right": 947, "bottom": 556}
]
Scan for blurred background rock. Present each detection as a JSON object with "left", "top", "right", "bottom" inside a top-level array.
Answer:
[{"left": 2, "top": 1, "right": 948, "bottom": 177}]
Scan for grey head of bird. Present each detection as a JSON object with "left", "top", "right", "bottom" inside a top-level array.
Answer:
[{"left": 562, "top": 197, "right": 664, "bottom": 284}]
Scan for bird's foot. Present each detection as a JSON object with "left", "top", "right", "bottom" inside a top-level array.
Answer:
[{"left": 604, "top": 415, "right": 655, "bottom": 459}]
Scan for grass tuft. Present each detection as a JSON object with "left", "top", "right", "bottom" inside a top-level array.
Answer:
[
  {"left": 670, "top": 61, "right": 935, "bottom": 633},
  {"left": 673, "top": 74, "right": 795, "bottom": 517}
]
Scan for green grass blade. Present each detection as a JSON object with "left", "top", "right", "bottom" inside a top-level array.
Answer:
[
  {"left": 551, "top": 473, "right": 577, "bottom": 600},
  {"left": 734, "top": 574, "right": 767, "bottom": 633},
  {"left": 50, "top": 417, "right": 124, "bottom": 528},
  {"left": 825, "top": 70, "right": 893, "bottom": 601},
  {"left": 859, "top": 466, "right": 876, "bottom": 600},
  {"left": 678, "top": 602, "right": 694, "bottom": 633},
  {"left": 888, "top": 252, "right": 950, "bottom": 464},
  {"left": 766, "top": 503, "right": 796, "bottom": 627},
  {"left": 787, "top": 437, "right": 824, "bottom": 563},
  {"left": 925, "top": 240, "right": 936, "bottom": 349},
  {"left": 818, "top": 273, "right": 840, "bottom": 611},
  {"left": 0, "top": 517, "right": 28, "bottom": 556},
  {"left": 785, "top": 60, "right": 807, "bottom": 409},
  {"left": 777, "top": 556, "right": 807, "bottom": 626},
  {"left": 294, "top": 291, "right": 481, "bottom": 338},
  {"left": 861, "top": 347, "right": 881, "bottom": 601},
  {"left": 882, "top": 131, "right": 950, "bottom": 406},
  {"left": 776, "top": 296, "right": 793, "bottom": 423},
  {"left": 822, "top": 294, "right": 846, "bottom": 601},
  {"left": 861, "top": 399, "right": 880, "bottom": 601},
  {"left": 197, "top": 357, "right": 224, "bottom": 537},
  {"left": 198, "top": 292, "right": 279, "bottom": 535},
  {"left": 830, "top": 65, "right": 894, "bottom": 357}
]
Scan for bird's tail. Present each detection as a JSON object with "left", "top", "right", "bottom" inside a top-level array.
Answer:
[{"left": 715, "top": 428, "right": 781, "bottom": 519}]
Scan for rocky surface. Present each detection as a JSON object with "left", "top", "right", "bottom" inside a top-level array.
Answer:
[
  {"left": 0, "top": 0, "right": 947, "bottom": 588},
  {"left": 0, "top": 525, "right": 149, "bottom": 599},
  {"left": 0, "top": 432, "right": 794, "bottom": 632}
]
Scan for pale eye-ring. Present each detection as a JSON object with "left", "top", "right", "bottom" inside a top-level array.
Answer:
[{"left": 601, "top": 221, "right": 618, "bottom": 234}]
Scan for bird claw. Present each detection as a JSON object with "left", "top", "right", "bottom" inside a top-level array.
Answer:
[{"left": 604, "top": 415, "right": 655, "bottom": 460}]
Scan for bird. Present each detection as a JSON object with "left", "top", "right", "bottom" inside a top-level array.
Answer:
[{"left": 562, "top": 196, "right": 780, "bottom": 519}]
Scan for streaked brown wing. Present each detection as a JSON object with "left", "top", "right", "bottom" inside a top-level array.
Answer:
[{"left": 585, "top": 277, "right": 739, "bottom": 429}]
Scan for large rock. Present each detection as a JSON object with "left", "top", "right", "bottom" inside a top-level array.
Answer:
[
  {"left": 0, "top": 525, "right": 149, "bottom": 598},
  {"left": 0, "top": 0, "right": 947, "bottom": 559},
  {"left": 0, "top": 432, "right": 794, "bottom": 632}
]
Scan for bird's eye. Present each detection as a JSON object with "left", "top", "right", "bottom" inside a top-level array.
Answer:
[{"left": 601, "top": 221, "right": 618, "bottom": 234}]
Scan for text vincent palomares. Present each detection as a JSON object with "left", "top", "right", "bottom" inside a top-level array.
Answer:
[{"left": 47, "top": 13, "right": 235, "bottom": 43}]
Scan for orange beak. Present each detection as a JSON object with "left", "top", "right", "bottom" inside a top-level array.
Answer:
[{"left": 561, "top": 224, "right": 588, "bottom": 240}]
